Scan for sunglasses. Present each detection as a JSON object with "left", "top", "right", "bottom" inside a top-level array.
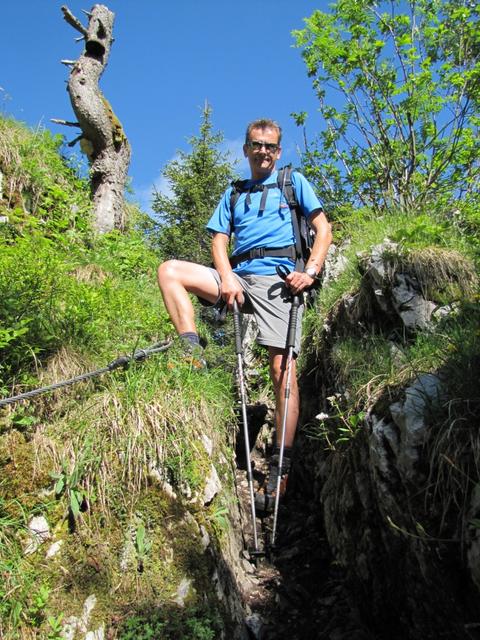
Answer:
[{"left": 246, "top": 140, "right": 280, "bottom": 153}]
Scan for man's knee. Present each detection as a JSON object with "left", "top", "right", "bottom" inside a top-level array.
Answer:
[
  {"left": 157, "top": 259, "right": 183, "bottom": 288},
  {"left": 269, "top": 350, "right": 287, "bottom": 383}
]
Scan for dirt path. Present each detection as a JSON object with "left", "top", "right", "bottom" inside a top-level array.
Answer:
[{"left": 234, "top": 418, "right": 375, "bottom": 640}]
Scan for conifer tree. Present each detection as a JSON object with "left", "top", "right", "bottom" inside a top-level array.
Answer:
[{"left": 152, "top": 104, "right": 236, "bottom": 265}]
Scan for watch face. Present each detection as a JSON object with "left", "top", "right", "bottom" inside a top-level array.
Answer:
[{"left": 305, "top": 267, "right": 316, "bottom": 278}]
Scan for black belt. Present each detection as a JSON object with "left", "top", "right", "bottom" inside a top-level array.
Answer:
[{"left": 229, "top": 245, "right": 297, "bottom": 268}]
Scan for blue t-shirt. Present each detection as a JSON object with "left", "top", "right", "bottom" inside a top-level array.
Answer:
[{"left": 206, "top": 170, "right": 323, "bottom": 276}]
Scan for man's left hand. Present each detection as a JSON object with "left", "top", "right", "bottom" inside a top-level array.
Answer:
[{"left": 285, "top": 270, "right": 314, "bottom": 295}]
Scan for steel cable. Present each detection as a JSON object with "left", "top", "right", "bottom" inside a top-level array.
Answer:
[{"left": 0, "top": 341, "right": 172, "bottom": 407}]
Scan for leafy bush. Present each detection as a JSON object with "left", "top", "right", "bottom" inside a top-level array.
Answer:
[
  {"left": 0, "top": 228, "right": 172, "bottom": 391},
  {"left": 0, "top": 116, "right": 91, "bottom": 238},
  {"left": 118, "top": 606, "right": 217, "bottom": 640}
]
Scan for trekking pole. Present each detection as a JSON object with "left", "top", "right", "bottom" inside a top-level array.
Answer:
[
  {"left": 233, "top": 300, "right": 261, "bottom": 556},
  {"left": 271, "top": 265, "right": 301, "bottom": 547}
]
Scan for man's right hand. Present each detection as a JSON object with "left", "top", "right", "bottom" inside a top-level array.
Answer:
[
  {"left": 220, "top": 272, "right": 244, "bottom": 309},
  {"left": 211, "top": 232, "right": 245, "bottom": 308}
]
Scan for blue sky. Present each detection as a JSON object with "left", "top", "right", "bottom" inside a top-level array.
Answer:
[{"left": 1, "top": 1, "right": 325, "bottom": 213}]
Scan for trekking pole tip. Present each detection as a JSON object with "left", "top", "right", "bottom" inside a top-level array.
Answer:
[{"left": 248, "top": 547, "right": 267, "bottom": 564}]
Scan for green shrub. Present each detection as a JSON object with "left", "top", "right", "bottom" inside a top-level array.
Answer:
[
  {"left": 0, "top": 226, "right": 171, "bottom": 389},
  {"left": 118, "top": 606, "right": 218, "bottom": 640},
  {"left": 0, "top": 116, "right": 91, "bottom": 239}
]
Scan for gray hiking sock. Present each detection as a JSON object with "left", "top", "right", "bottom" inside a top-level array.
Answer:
[
  {"left": 179, "top": 333, "right": 207, "bottom": 369},
  {"left": 179, "top": 332, "right": 201, "bottom": 348}
]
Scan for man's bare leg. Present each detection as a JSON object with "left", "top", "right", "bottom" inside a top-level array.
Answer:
[
  {"left": 157, "top": 260, "right": 220, "bottom": 334},
  {"left": 269, "top": 347, "right": 299, "bottom": 450},
  {"left": 253, "top": 347, "right": 298, "bottom": 511}
]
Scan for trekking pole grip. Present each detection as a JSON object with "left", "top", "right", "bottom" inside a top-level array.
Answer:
[
  {"left": 275, "top": 265, "right": 302, "bottom": 349},
  {"left": 233, "top": 300, "right": 243, "bottom": 355},
  {"left": 287, "top": 295, "right": 300, "bottom": 349}
]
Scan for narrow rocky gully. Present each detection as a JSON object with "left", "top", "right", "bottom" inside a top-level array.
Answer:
[
  {"left": 221, "top": 242, "right": 480, "bottom": 640},
  {"left": 233, "top": 404, "right": 374, "bottom": 640}
]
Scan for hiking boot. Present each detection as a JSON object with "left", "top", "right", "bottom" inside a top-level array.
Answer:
[
  {"left": 254, "top": 454, "right": 291, "bottom": 515},
  {"left": 182, "top": 343, "right": 207, "bottom": 370}
]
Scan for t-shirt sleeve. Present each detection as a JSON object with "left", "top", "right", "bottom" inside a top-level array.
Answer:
[
  {"left": 291, "top": 172, "right": 323, "bottom": 217},
  {"left": 206, "top": 186, "right": 234, "bottom": 235}
]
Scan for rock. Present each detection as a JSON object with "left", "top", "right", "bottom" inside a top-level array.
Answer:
[
  {"left": 199, "top": 524, "right": 210, "bottom": 550},
  {"left": 201, "top": 434, "right": 213, "bottom": 457},
  {"left": 85, "top": 629, "right": 105, "bottom": 640},
  {"left": 203, "top": 464, "right": 221, "bottom": 505},
  {"left": 46, "top": 539, "right": 64, "bottom": 559},
  {"left": 245, "top": 612, "right": 266, "bottom": 639},
  {"left": 183, "top": 510, "right": 200, "bottom": 533},
  {"left": 392, "top": 273, "right": 437, "bottom": 329},
  {"left": 63, "top": 594, "right": 99, "bottom": 639},
  {"left": 174, "top": 577, "right": 192, "bottom": 607},
  {"left": 390, "top": 373, "right": 444, "bottom": 482},
  {"left": 323, "top": 242, "right": 349, "bottom": 285},
  {"left": 362, "top": 240, "right": 397, "bottom": 313},
  {"left": 180, "top": 480, "right": 192, "bottom": 499},
  {"left": 25, "top": 515, "right": 50, "bottom": 554},
  {"left": 241, "top": 558, "right": 256, "bottom": 574},
  {"left": 212, "top": 569, "right": 226, "bottom": 603},
  {"left": 148, "top": 465, "right": 177, "bottom": 499}
]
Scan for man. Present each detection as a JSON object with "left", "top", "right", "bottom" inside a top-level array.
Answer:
[{"left": 157, "top": 118, "right": 332, "bottom": 510}]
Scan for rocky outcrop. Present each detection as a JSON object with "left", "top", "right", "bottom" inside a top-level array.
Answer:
[{"left": 296, "top": 241, "right": 480, "bottom": 639}]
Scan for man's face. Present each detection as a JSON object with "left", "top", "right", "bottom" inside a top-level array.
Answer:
[{"left": 243, "top": 126, "right": 282, "bottom": 180}]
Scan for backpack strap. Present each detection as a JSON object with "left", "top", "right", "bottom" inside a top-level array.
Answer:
[
  {"left": 230, "top": 179, "right": 278, "bottom": 217},
  {"left": 277, "top": 165, "right": 305, "bottom": 271},
  {"left": 229, "top": 179, "right": 246, "bottom": 234}
]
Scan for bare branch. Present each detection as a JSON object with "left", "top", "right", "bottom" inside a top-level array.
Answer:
[
  {"left": 50, "top": 118, "right": 80, "bottom": 127},
  {"left": 60, "top": 60, "right": 76, "bottom": 66},
  {"left": 67, "top": 134, "right": 83, "bottom": 147},
  {"left": 61, "top": 5, "right": 88, "bottom": 36}
]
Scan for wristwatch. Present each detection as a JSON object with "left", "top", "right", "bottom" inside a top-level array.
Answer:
[{"left": 304, "top": 266, "right": 317, "bottom": 279}]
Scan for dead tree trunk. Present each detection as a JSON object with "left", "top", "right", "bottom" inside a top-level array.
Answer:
[{"left": 58, "top": 4, "right": 131, "bottom": 233}]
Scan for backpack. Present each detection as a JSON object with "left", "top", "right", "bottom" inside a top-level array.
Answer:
[{"left": 228, "top": 165, "right": 315, "bottom": 273}]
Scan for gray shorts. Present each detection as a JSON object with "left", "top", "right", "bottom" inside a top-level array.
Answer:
[{"left": 202, "top": 269, "right": 304, "bottom": 354}]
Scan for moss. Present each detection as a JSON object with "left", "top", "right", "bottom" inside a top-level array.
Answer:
[
  {"left": 32, "top": 485, "right": 226, "bottom": 637},
  {"left": 0, "top": 430, "right": 52, "bottom": 504},
  {"left": 101, "top": 96, "right": 128, "bottom": 149}
]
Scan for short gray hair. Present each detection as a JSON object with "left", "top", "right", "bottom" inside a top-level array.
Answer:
[{"left": 245, "top": 119, "right": 282, "bottom": 145}]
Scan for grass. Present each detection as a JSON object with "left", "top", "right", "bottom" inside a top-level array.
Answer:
[
  {"left": 0, "top": 347, "right": 237, "bottom": 638},
  {"left": 0, "top": 116, "right": 90, "bottom": 237},
  {"left": 0, "top": 115, "right": 242, "bottom": 638},
  {"left": 300, "top": 204, "right": 479, "bottom": 460}
]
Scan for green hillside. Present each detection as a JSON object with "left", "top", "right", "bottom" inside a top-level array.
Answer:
[
  {"left": 0, "top": 117, "right": 239, "bottom": 639},
  {"left": 1, "top": 113, "right": 479, "bottom": 639}
]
